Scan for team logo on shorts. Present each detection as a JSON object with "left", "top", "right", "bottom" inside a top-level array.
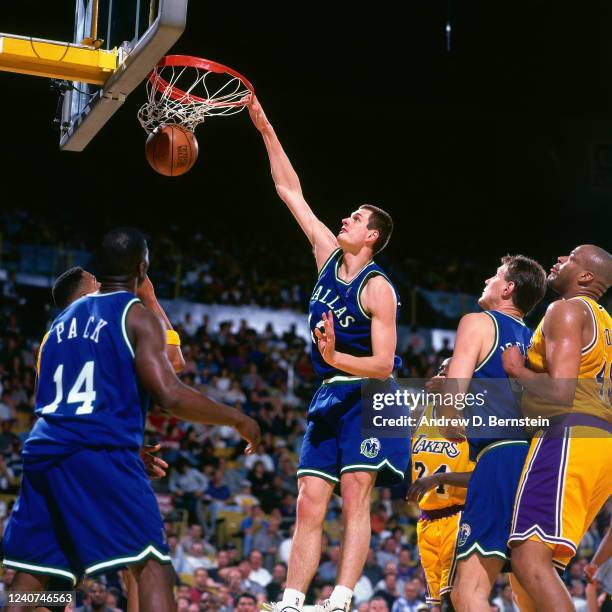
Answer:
[
  {"left": 360, "top": 437, "right": 381, "bottom": 458},
  {"left": 458, "top": 522, "right": 471, "bottom": 547}
]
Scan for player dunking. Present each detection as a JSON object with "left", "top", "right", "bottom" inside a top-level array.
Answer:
[
  {"left": 249, "top": 99, "right": 410, "bottom": 612},
  {"left": 2, "top": 228, "right": 260, "bottom": 612},
  {"left": 503, "top": 244, "right": 612, "bottom": 612}
]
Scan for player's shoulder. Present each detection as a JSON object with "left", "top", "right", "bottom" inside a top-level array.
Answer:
[
  {"left": 125, "top": 300, "right": 156, "bottom": 327},
  {"left": 360, "top": 273, "right": 397, "bottom": 312},
  {"left": 544, "top": 298, "right": 589, "bottom": 321},
  {"left": 362, "top": 272, "right": 394, "bottom": 293},
  {"left": 458, "top": 311, "right": 494, "bottom": 330},
  {"left": 542, "top": 298, "right": 590, "bottom": 336}
]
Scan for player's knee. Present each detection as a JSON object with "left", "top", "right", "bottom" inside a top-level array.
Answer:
[
  {"left": 452, "top": 582, "right": 486, "bottom": 609},
  {"left": 340, "top": 472, "right": 374, "bottom": 513},
  {"left": 510, "top": 542, "right": 546, "bottom": 579},
  {"left": 296, "top": 483, "right": 327, "bottom": 525}
]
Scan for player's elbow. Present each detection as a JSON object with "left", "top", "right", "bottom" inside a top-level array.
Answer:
[
  {"left": 374, "top": 360, "right": 394, "bottom": 380},
  {"left": 152, "top": 383, "right": 183, "bottom": 415}
]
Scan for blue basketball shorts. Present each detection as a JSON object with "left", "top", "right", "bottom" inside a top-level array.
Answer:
[
  {"left": 2, "top": 447, "right": 170, "bottom": 585},
  {"left": 449, "top": 440, "right": 529, "bottom": 581},
  {"left": 297, "top": 379, "right": 411, "bottom": 487}
]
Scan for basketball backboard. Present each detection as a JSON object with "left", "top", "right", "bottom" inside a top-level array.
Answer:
[{"left": 59, "top": 0, "right": 188, "bottom": 151}]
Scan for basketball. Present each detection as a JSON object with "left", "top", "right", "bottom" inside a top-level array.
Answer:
[{"left": 145, "top": 124, "right": 199, "bottom": 177}]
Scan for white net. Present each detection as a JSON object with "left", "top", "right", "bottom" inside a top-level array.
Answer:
[{"left": 138, "top": 62, "right": 252, "bottom": 134}]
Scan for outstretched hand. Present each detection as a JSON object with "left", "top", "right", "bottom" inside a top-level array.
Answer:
[
  {"left": 314, "top": 310, "right": 337, "bottom": 366},
  {"left": 248, "top": 96, "right": 271, "bottom": 132}
]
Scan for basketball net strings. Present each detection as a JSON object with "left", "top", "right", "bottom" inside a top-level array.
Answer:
[{"left": 138, "top": 65, "right": 251, "bottom": 134}]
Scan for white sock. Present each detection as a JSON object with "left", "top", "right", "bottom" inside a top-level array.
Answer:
[
  {"left": 329, "top": 586, "right": 353, "bottom": 611},
  {"left": 282, "top": 588, "right": 305, "bottom": 609}
]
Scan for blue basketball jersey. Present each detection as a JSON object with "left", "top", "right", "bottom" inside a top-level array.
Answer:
[
  {"left": 25, "top": 291, "right": 149, "bottom": 457},
  {"left": 465, "top": 310, "right": 533, "bottom": 459},
  {"left": 308, "top": 249, "right": 400, "bottom": 379}
]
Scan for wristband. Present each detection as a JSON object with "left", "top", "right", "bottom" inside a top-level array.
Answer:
[{"left": 166, "top": 330, "right": 181, "bottom": 346}]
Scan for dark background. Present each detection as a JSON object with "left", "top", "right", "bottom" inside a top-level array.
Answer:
[{"left": 0, "top": 1, "right": 610, "bottom": 273}]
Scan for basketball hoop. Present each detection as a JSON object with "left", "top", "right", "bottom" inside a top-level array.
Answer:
[{"left": 138, "top": 55, "right": 254, "bottom": 134}]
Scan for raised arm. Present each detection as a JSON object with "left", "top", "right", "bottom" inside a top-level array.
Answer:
[
  {"left": 249, "top": 97, "right": 338, "bottom": 271},
  {"left": 137, "top": 275, "right": 185, "bottom": 373},
  {"left": 127, "top": 304, "right": 260, "bottom": 452}
]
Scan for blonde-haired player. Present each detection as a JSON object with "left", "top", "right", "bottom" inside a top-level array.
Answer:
[
  {"left": 503, "top": 244, "right": 612, "bottom": 612},
  {"left": 406, "top": 359, "right": 474, "bottom": 611}
]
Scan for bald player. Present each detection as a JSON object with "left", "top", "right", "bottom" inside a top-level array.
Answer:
[{"left": 503, "top": 244, "right": 612, "bottom": 612}]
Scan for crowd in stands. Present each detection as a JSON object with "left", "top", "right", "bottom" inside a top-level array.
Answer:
[
  {"left": 0, "top": 269, "right": 611, "bottom": 611},
  {"left": 0, "top": 210, "right": 500, "bottom": 315}
]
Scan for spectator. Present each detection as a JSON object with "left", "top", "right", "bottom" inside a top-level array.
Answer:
[
  {"left": 248, "top": 516, "right": 283, "bottom": 564},
  {"left": 437, "top": 337, "right": 453, "bottom": 360},
  {"left": 374, "top": 570, "right": 402, "bottom": 610},
  {"left": 244, "top": 444, "right": 275, "bottom": 472},
  {"left": 248, "top": 550, "right": 273, "bottom": 587},
  {"left": 204, "top": 468, "right": 232, "bottom": 530},
  {"left": 168, "top": 533, "right": 187, "bottom": 574},
  {"left": 318, "top": 545, "right": 341, "bottom": 583},
  {"left": 184, "top": 541, "right": 214, "bottom": 573},
  {"left": 391, "top": 580, "right": 425, "bottom": 612},
  {"left": 278, "top": 523, "right": 295, "bottom": 565},
  {"left": 353, "top": 573, "right": 374, "bottom": 605},
  {"left": 209, "top": 549, "right": 231, "bottom": 581},
  {"left": 363, "top": 549, "right": 385, "bottom": 587},
  {"left": 237, "top": 560, "right": 265, "bottom": 596},
  {"left": 226, "top": 568, "right": 246, "bottom": 600},
  {"left": 235, "top": 592, "right": 258, "bottom": 612},
  {"left": 568, "top": 580, "right": 588, "bottom": 612},
  {"left": 371, "top": 504, "right": 389, "bottom": 536},
  {"left": 396, "top": 549, "right": 417, "bottom": 582},
  {"left": 105, "top": 587, "right": 123, "bottom": 612},
  {"left": 368, "top": 596, "right": 390, "bottom": 612},
  {"left": 0, "top": 568, "right": 15, "bottom": 592},
  {"left": 0, "top": 392, "right": 15, "bottom": 422},
  {"left": 75, "top": 581, "right": 114, "bottom": 612},
  {"left": 377, "top": 538, "right": 399, "bottom": 568},
  {"left": 266, "top": 562, "right": 287, "bottom": 603},
  {"left": 234, "top": 480, "right": 259, "bottom": 511},
  {"left": 169, "top": 460, "right": 209, "bottom": 524},
  {"left": 247, "top": 461, "right": 273, "bottom": 497},
  {"left": 191, "top": 567, "right": 216, "bottom": 604}
]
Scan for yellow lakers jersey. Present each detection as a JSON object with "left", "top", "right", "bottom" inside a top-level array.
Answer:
[
  {"left": 411, "top": 405, "right": 474, "bottom": 511},
  {"left": 525, "top": 296, "right": 612, "bottom": 423}
]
